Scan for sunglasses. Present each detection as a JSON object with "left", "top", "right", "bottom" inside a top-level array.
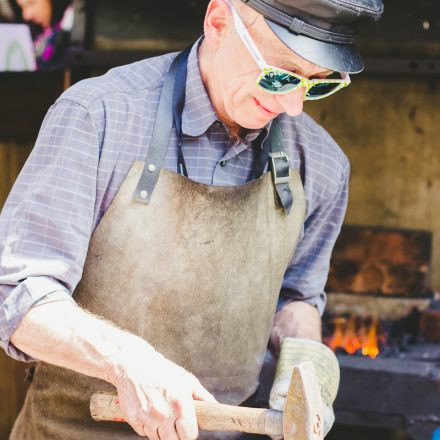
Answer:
[{"left": 226, "top": 0, "right": 351, "bottom": 100}]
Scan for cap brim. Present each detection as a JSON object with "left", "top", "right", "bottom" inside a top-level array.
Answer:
[{"left": 265, "top": 18, "right": 364, "bottom": 74}]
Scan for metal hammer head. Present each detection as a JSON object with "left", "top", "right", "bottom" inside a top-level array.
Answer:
[{"left": 283, "top": 361, "right": 324, "bottom": 440}]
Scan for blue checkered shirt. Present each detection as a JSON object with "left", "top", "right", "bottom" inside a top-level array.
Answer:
[{"left": 0, "top": 41, "right": 349, "bottom": 361}]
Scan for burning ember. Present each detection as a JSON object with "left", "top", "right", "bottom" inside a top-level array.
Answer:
[{"left": 324, "top": 316, "right": 386, "bottom": 359}]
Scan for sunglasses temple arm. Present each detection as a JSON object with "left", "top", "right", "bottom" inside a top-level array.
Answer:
[{"left": 225, "top": 0, "right": 267, "bottom": 70}]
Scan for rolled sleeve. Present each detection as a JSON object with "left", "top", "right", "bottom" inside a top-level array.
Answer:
[
  {"left": 0, "top": 100, "right": 100, "bottom": 361},
  {"left": 281, "top": 161, "right": 350, "bottom": 316},
  {"left": 0, "top": 277, "right": 74, "bottom": 361}
]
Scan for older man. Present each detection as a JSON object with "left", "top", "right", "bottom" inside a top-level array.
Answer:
[{"left": 1, "top": 0, "right": 382, "bottom": 438}]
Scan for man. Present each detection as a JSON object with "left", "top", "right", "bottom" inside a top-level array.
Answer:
[{"left": 0, "top": 0, "right": 383, "bottom": 438}]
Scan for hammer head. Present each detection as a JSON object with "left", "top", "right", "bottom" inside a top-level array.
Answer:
[{"left": 283, "top": 362, "right": 324, "bottom": 440}]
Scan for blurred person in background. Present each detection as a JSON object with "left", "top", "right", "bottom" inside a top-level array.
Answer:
[
  {"left": 8, "top": 0, "right": 73, "bottom": 68},
  {"left": 0, "top": 0, "right": 14, "bottom": 22}
]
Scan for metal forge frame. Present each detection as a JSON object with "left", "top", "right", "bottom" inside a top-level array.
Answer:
[{"left": 334, "top": 344, "right": 440, "bottom": 440}]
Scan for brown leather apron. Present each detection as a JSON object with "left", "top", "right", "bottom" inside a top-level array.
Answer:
[{"left": 11, "top": 49, "right": 306, "bottom": 439}]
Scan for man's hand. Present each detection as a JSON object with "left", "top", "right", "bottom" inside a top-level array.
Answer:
[
  {"left": 270, "top": 300, "right": 322, "bottom": 353},
  {"left": 107, "top": 347, "right": 216, "bottom": 439},
  {"left": 268, "top": 302, "right": 339, "bottom": 436},
  {"left": 11, "top": 301, "right": 215, "bottom": 439},
  {"left": 269, "top": 338, "right": 340, "bottom": 437}
]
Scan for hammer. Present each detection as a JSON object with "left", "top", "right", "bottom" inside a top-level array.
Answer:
[{"left": 90, "top": 361, "right": 323, "bottom": 440}]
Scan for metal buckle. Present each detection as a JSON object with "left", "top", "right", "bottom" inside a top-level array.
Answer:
[{"left": 269, "top": 151, "right": 291, "bottom": 185}]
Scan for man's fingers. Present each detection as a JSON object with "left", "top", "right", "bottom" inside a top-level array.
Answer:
[
  {"left": 158, "top": 418, "right": 180, "bottom": 440},
  {"left": 137, "top": 410, "right": 161, "bottom": 440},
  {"left": 128, "top": 421, "right": 147, "bottom": 437},
  {"left": 144, "top": 425, "right": 160, "bottom": 440},
  {"left": 133, "top": 387, "right": 170, "bottom": 440},
  {"left": 148, "top": 389, "right": 173, "bottom": 423},
  {"left": 173, "top": 395, "right": 199, "bottom": 440},
  {"left": 176, "top": 416, "right": 198, "bottom": 440},
  {"left": 118, "top": 389, "right": 149, "bottom": 436},
  {"left": 131, "top": 408, "right": 160, "bottom": 439},
  {"left": 114, "top": 355, "right": 213, "bottom": 439},
  {"left": 191, "top": 380, "right": 217, "bottom": 402}
]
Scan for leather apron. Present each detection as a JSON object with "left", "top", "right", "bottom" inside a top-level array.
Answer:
[{"left": 11, "top": 49, "right": 306, "bottom": 439}]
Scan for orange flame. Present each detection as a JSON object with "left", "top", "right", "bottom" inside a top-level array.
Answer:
[
  {"left": 326, "top": 316, "right": 382, "bottom": 359},
  {"left": 361, "top": 317, "right": 380, "bottom": 358}
]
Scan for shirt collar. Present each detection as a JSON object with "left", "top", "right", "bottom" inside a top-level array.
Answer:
[{"left": 181, "top": 38, "right": 272, "bottom": 143}]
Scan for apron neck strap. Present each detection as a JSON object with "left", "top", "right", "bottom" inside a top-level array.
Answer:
[
  {"left": 133, "top": 47, "right": 191, "bottom": 204},
  {"left": 173, "top": 47, "right": 190, "bottom": 177},
  {"left": 133, "top": 45, "right": 293, "bottom": 214}
]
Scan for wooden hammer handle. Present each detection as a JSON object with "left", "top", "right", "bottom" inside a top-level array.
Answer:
[{"left": 90, "top": 392, "right": 283, "bottom": 437}]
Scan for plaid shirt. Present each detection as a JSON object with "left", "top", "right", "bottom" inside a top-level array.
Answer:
[{"left": 0, "top": 41, "right": 349, "bottom": 361}]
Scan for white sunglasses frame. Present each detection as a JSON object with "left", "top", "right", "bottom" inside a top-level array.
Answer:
[{"left": 225, "top": 0, "right": 351, "bottom": 100}]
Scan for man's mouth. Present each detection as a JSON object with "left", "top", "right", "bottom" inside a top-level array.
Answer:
[{"left": 253, "top": 98, "right": 278, "bottom": 117}]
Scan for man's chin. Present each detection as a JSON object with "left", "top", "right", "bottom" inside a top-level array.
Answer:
[
  {"left": 238, "top": 116, "right": 276, "bottom": 130},
  {"left": 246, "top": 123, "right": 270, "bottom": 130}
]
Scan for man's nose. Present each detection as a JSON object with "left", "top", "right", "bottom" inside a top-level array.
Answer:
[{"left": 274, "top": 87, "right": 306, "bottom": 117}]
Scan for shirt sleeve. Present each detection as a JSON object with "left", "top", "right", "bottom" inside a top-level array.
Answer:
[
  {"left": 279, "top": 162, "right": 350, "bottom": 316},
  {"left": 0, "top": 99, "right": 100, "bottom": 361}
]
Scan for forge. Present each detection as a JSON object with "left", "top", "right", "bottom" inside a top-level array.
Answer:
[{"left": 323, "top": 225, "right": 440, "bottom": 440}]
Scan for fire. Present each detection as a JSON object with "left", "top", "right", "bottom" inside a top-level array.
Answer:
[
  {"left": 362, "top": 317, "right": 380, "bottom": 358},
  {"left": 326, "top": 316, "right": 382, "bottom": 359}
]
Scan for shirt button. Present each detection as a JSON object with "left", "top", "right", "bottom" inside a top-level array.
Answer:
[{"left": 220, "top": 160, "right": 227, "bottom": 167}]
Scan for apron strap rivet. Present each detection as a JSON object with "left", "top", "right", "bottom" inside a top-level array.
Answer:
[
  {"left": 140, "top": 190, "right": 148, "bottom": 199},
  {"left": 148, "top": 164, "right": 156, "bottom": 173}
]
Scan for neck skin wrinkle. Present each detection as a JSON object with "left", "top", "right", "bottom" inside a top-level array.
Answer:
[{"left": 198, "top": 39, "right": 244, "bottom": 142}]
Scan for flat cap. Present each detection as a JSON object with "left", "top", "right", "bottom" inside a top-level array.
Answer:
[{"left": 240, "top": 0, "right": 384, "bottom": 73}]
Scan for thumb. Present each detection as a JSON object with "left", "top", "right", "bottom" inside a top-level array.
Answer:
[{"left": 191, "top": 381, "right": 217, "bottom": 403}]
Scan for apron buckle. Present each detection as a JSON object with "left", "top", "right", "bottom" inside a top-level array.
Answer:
[{"left": 269, "top": 151, "right": 291, "bottom": 185}]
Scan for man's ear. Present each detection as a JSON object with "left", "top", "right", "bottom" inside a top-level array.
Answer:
[{"left": 203, "top": 0, "right": 230, "bottom": 49}]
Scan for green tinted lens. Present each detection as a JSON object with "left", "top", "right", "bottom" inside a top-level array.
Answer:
[
  {"left": 259, "top": 71, "right": 301, "bottom": 93},
  {"left": 306, "top": 82, "right": 340, "bottom": 98}
]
